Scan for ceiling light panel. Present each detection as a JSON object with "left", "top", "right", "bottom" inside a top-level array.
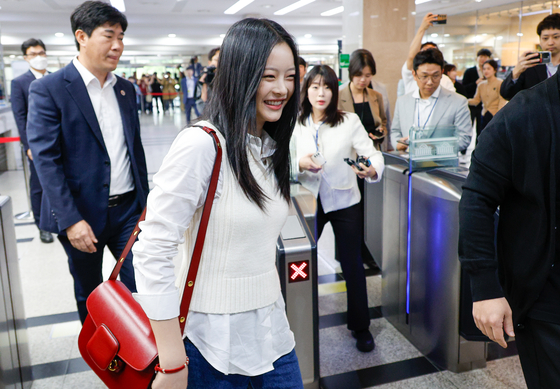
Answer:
[
  {"left": 321, "top": 6, "right": 344, "bottom": 16},
  {"left": 224, "top": 0, "right": 254, "bottom": 15},
  {"left": 110, "top": 0, "right": 126, "bottom": 12},
  {"left": 274, "top": 0, "right": 315, "bottom": 16}
]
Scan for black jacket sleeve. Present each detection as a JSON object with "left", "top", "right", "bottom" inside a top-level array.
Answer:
[
  {"left": 459, "top": 107, "right": 515, "bottom": 301},
  {"left": 500, "top": 72, "right": 524, "bottom": 101}
]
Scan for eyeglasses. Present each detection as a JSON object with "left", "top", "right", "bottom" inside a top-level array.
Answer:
[
  {"left": 416, "top": 74, "right": 442, "bottom": 82},
  {"left": 25, "top": 52, "right": 47, "bottom": 58}
]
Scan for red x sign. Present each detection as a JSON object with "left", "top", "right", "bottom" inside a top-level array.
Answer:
[{"left": 289, "top": 261, "right": 309, "bottom": 283}]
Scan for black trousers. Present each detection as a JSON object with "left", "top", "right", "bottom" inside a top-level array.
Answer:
[
  {"left": 357, "top": 177, "right": 376, "bottom": 265},
  {"left": 28, "top": 158, "right": 43, "bottom": 228},
  {"left": 58, "top": 194, "right": 141, "bottom": 323},
  {"left": 469, "top": 103, "right": 483, "bottom": 136},
  {"left": 515, "top": 317, "right": 560, "bottom": 388},
  {"left": 316, "top": 196, "right": 370, "bottom": 331},
  {"left": 152, "top": 96, "right": 163, "bottom": 112}
]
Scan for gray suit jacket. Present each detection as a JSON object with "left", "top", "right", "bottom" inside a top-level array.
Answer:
[{"left": 390, "top": 87, "right": 472, "bottom": 151}]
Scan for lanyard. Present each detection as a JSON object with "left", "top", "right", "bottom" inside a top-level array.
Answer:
[
  {"left": 348, "top": 83, "right": 367, "bottom": 123},
  {"left": 547, "top": 65, "right": 558, "bottom": 78},
  {"left": 415, "top": 96, "right": 439, "bottom": 129},
  {"left": 308, "top": 116, "right": 324, "bottom": 151}
]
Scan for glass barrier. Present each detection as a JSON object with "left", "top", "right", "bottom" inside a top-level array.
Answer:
[{"left": 408, "top": 125, "right": 459, "bottom": 170}]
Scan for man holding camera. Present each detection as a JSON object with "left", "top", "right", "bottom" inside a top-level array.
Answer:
[
  {"left": 200, "top": 47, "right": 220, "bottom": 104},
  {"left": 500, "top": 13, "right": 560, "bottom": 101}
]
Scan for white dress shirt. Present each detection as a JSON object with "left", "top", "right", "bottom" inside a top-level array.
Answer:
[
  {"left": 72, "top": 57, "right": 134, "bottom": 195},
  {"left": 186, "top": 77, "right": 195, "bottom": 98},
  {"left": 547, "top": 62, "right": 559, "bottom": 78},
  {"left": 401, "top": 62, "right": 455, "bottom": 95},
  {"left": 133, "top": 126, "right": 294, "bottom": 376},
  {"left": 30, "top": 68, "right": 46, "bottom": 79},
  {"left": 412, "top": 85, "right": 442, "bottom": 128}
]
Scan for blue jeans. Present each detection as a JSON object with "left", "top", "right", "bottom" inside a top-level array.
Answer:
[
  {"left": 184, "top": 338, "right": 304, "bottom": 389},
  {"left": 184, "top": 97, "right": 200, "bottom": 124}
]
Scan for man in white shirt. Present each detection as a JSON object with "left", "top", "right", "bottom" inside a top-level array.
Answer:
[
  {"left": 402, "top": 13, "right": 455, "bottom": 95},
  {"left": 26, "top": 1, "right": 149, "bottom": 323},
  {"left": 11, "top": 38, "right": 54, "bottom": 244},
  {"left": 391, "top": 49, "right": 472, "bottom": 152}
]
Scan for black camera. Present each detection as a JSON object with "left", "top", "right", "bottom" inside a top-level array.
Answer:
[
  {"left": 204, "top": 65, "right": 216, "bottom": 84},
  {"left": 344, "top": 155, "right": 371, "bottom": 171},
  {"left": 433, "top": 14, "right": 447, "bottom": 25},
  {"left": 536, "top": 51, "right": 551, "bottom": 64}
]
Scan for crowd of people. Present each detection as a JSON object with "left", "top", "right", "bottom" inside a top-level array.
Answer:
[
  {"left": 9, "top": 1, "right": 560, "bottom": 387},
  {"left": 123, "top": 58, "right": 218, "bottom": 122}
]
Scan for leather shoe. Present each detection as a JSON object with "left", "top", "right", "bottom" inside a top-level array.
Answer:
[
  {"left": 363, "top": 258, "right": 381, "bottom": 273},
  {"left": 352, "top": 329, "right": 375, "bottom": 352},
  {"left": 39, "top": 230, "right": 54, "bottom": 243}
]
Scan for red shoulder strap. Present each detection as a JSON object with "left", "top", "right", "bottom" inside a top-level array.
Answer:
[
  {"left": 109, "top": 126, "right": 223, "bottom": 334},
  {"left": 178, "top": 127, "right": 222, "bottom": 332}
]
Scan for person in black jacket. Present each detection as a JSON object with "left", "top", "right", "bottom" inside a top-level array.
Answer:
[
  {"left": 10, "top": 38, "right": 53, "bottom": 244},
  {"left": 459, "top": 72, "right": 560, "bottom": 388},
  {"left": 462, "top": 49, "right": 491, "bottom": 135},
  {"left": 500, "top": 13, "right": 560, "bottom": 101}
]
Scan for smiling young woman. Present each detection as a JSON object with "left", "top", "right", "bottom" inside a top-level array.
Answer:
[{"left": 132, "top": 18, "right": 303, "bottom": 389}]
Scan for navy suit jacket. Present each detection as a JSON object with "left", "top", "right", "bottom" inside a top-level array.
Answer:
[
  {"left": 26, "top": 62, "right": 149, "bottom": 235},
  {"left": 11, "top": 70, "right": 36, "bottom": 151},
  {"left": 180, "top": 76, "right": 198, "bottom": 104},
  {"left": 500, "top": 64, "right": 548, "bottom": 101}
]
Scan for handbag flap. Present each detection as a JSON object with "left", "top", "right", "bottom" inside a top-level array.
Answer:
[
  {"left": 87, "top": 324, "right": 119, "bottom": 371},
  {"left": 86, "top": 280, "right": 158, "bottom": 371}
]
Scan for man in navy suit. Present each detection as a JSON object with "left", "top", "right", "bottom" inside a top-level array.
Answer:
[
  {"left": 180, "top": 66, "right": 199, "bottom": 124},
  {"left": 10, "top": 38, "right": 53, "bottom": 244},
  {"left": 27, "top": 1, "right": 149, "bottom": 323}
]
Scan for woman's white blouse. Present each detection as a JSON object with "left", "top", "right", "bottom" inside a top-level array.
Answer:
[
  {"left": 294, "top": 112, "right": 385, "bottom": 213},
  {"left": 132, "top": 126, "right": 294, "bottom": 376}
]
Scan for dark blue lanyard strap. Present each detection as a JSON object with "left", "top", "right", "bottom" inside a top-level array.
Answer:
[{"left": 415, "top": 97, "right": 439, "bottom": 130}]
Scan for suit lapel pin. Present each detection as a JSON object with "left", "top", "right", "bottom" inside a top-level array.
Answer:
[{"left": 121, "top": 90, "right": 126, "bottom": 96}]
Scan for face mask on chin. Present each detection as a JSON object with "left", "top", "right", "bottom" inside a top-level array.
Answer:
[{"left": 29, "top": 56, "right": 48, "bottom": 71}]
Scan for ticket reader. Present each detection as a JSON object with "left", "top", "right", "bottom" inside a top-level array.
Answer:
[{"left": 276, "top": 198, "right": 319, "bottom": 389}]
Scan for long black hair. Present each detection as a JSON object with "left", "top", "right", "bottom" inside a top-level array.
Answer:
[
  {"left": 299, "top": 65, "right": 344, "bottom": 127},
  {"left": 201, "top": 18, "right": 299, "bottom": 210}
]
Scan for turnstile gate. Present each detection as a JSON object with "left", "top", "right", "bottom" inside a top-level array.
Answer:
[
  {"left": 277, "top": 196, "right": 319, "bottom": 389},
  {"left": 380, "top": 162, "right": 487, "bottom": 372},
  {"left": 0, "top": 196, "right": 32, "bottom": 389}
]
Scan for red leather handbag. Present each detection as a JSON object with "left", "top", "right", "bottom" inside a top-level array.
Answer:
[{"left": 78, "top": 126, "right": 222, "bottom": 388}]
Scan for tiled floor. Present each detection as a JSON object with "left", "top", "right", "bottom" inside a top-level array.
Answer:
[{"left": 0, "top": 107, "right": 527, "bottom": 388}]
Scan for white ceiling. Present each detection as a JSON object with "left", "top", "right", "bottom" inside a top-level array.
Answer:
[{"left": 0, "top": 0, "right": 540, "bottom": 58}]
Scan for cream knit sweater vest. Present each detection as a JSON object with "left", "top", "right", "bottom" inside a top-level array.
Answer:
[{"left": 177, "top": 124, "right": 290, "bottom": 314}]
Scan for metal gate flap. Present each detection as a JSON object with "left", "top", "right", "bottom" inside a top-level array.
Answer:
[{"left": 281, "top": 215, "right": 306, "bottom": 240}]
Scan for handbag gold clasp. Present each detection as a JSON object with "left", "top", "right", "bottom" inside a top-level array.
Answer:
[{"left": 108, "top": 358, "right": 123, "bottom": 373}]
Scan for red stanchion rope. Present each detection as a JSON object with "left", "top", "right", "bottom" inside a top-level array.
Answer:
[
  {"left": 0, "top": 137, "right": 20, "bottom": 144},
  {"left": 147, "top": 92, "right": 182, "bottom": 96}
]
